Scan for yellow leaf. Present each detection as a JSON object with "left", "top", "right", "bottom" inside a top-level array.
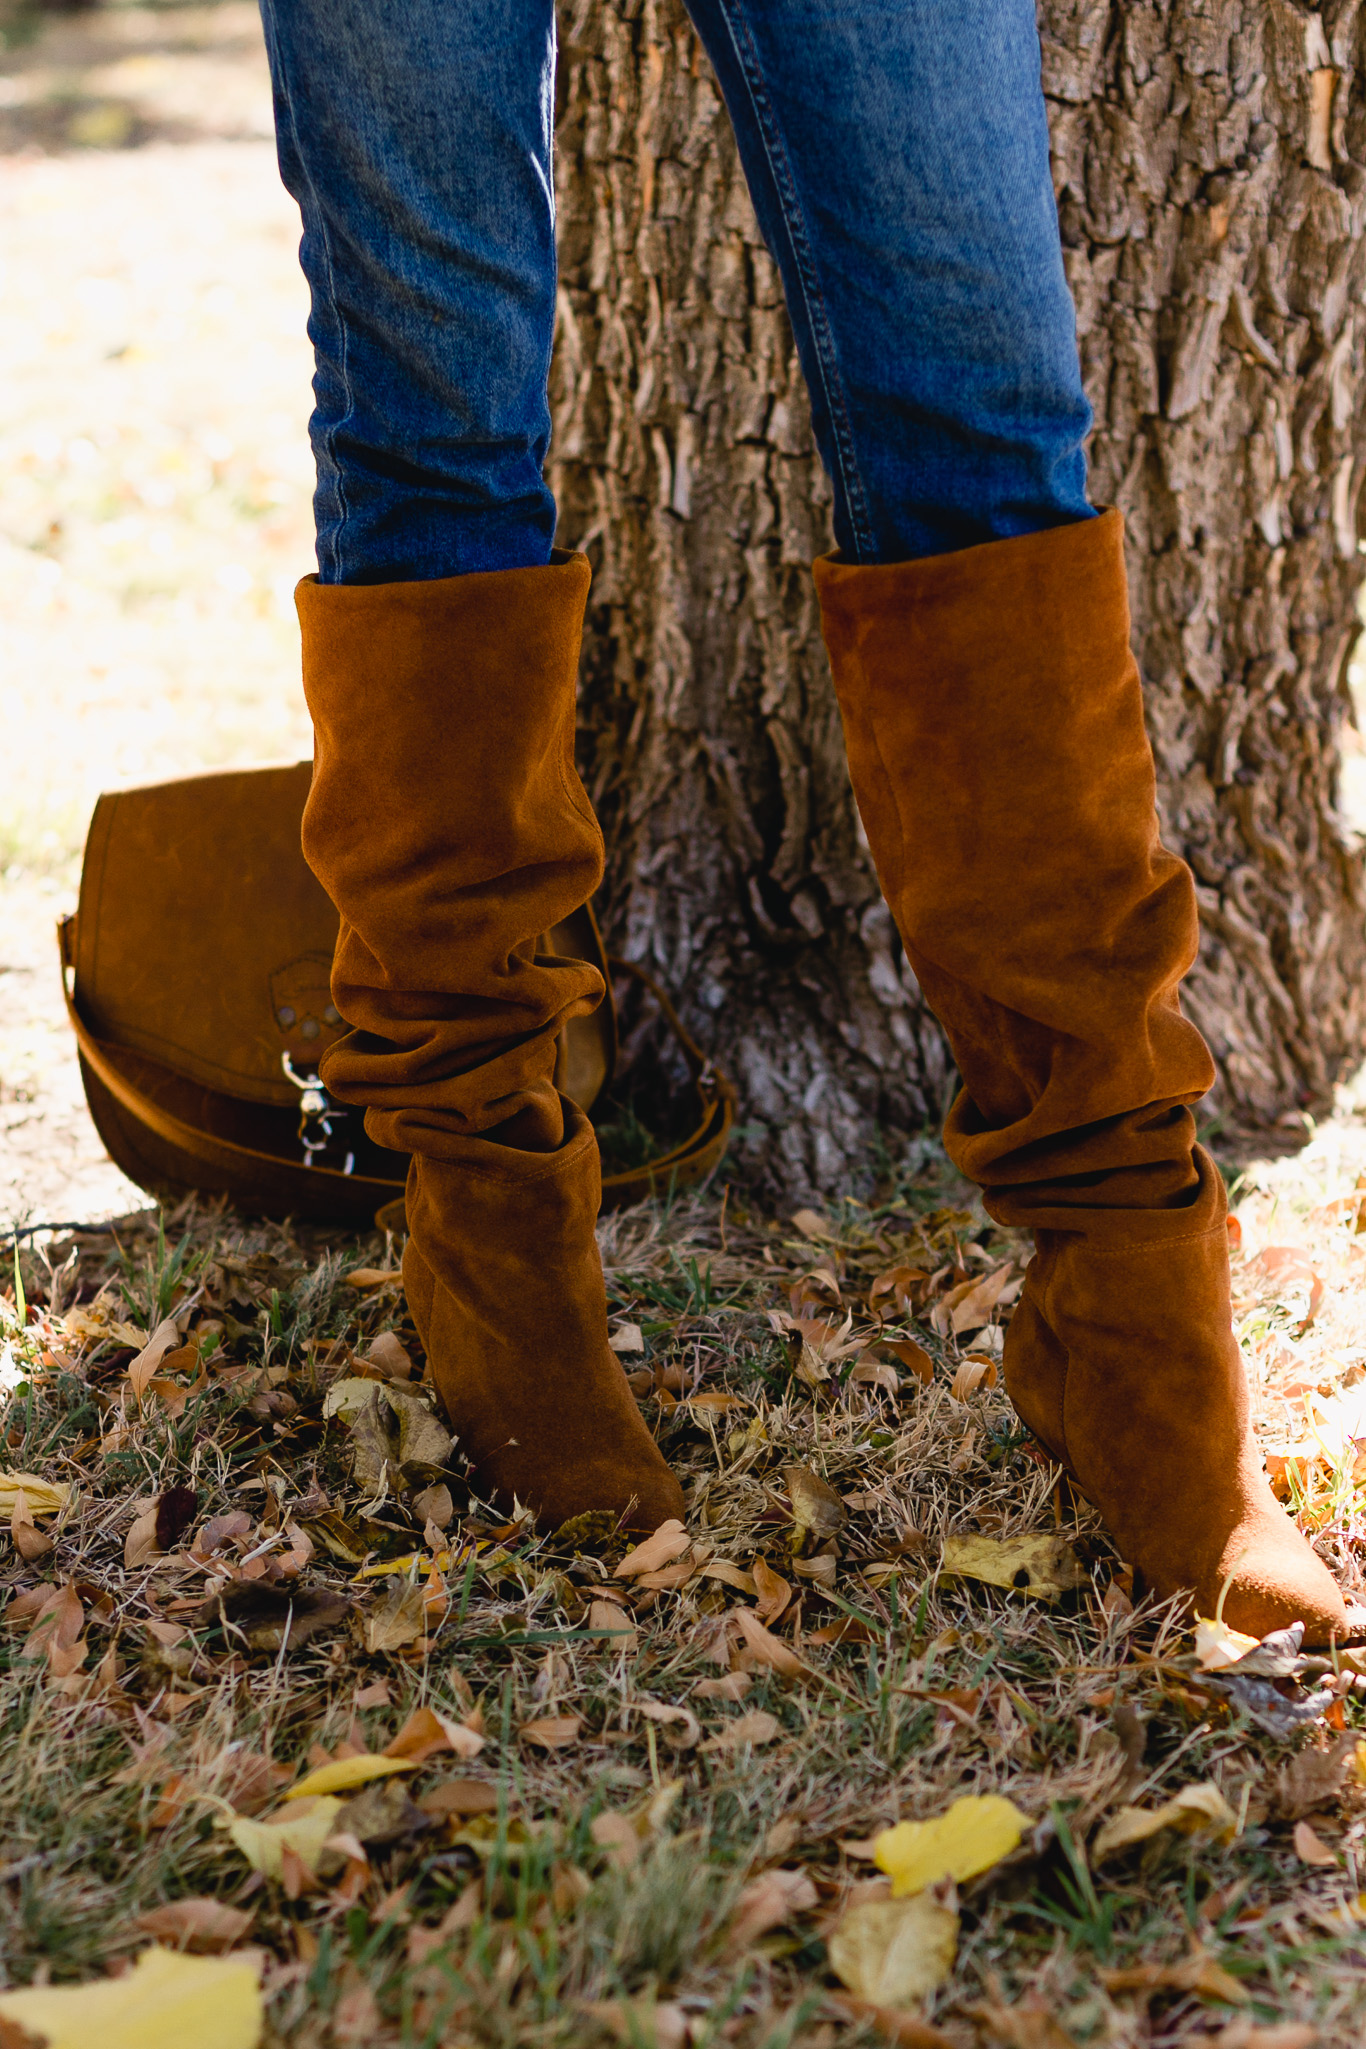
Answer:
[
  {"left": 874, "top": 1794, "right": 1029, "bottom": 1897},
  {"left": 0, "top": 1946, "right": 261, "bottom": 2049},
  {"left": 1092, "top": 1782, "right": 1238, "bottom": 1862},
  {"left": 0, "top": 1473, "right": 71, "bottom": 1519},
  {"left": 283, "top": 1753, "right": 417, "bottom": 1800},
  {"left": 1192, "top": 1617, "right": 1259, "bottom": 1671},
  {"left": 224, "top": 1795, "right": 342, "bottom": 1877},
  {"left": 828, "top": 1891, "right": 958, "bottom": 2006},
  {"left": 940, "top": 1532, "right": 1085, "bottom": 1601}
]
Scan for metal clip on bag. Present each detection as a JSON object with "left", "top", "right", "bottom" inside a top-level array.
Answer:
[{"left": 59, "top": 762, "right": 733, "bottom": 1226}]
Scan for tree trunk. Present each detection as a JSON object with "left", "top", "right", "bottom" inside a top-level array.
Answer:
[{"left": 551, "top": 0, "right": 1366, "bottom": 1201}]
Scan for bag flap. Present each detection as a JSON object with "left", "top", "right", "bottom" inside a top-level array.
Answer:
[
  {"left": 73, "top": 762, "right": 616, "bottom": 1114},
  {"left": 76, "top": 762, "right": 342, "bottom": 1108}
]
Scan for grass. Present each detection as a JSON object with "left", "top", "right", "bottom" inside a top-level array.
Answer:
[{"left": 2, "top": 1123, "right": 1366, "bottom": 2046}]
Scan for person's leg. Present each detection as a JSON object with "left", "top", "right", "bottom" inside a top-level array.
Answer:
[
  {"left": 681, "top": 0, "right": 1093, "bottom": 562},
  {"left": 259, "top": 0, "right": 558, "bottom": 582},
  {"left": 685, "top": 0, "right": 1356, "bottom": 1635},
  {"left": 258, "top": 0, "right": 682, "bottom": 1529}
]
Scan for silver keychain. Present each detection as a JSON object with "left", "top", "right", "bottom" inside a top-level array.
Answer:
[{"left": 281, "top": 1053, "right": 355, "bottom": 1174}]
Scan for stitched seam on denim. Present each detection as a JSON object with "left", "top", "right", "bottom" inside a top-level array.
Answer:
[
  {"left": 261, "top": 11, "right": 355, "bottom": 582},
  {"left": 711, "top": 0, "right": 875, "bottom": 562}
]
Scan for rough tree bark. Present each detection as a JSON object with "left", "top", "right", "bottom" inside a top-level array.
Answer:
[{"left": 551, "top": 0, "right": 1366, "bottom": 1200}]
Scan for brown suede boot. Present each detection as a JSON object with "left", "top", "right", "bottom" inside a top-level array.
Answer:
[
  {"left": 815, "top": 510, "right": 1360, "bottom": 1643},
  {"left": 295, "top": 553, "right": 683, "bottom": 1533}
]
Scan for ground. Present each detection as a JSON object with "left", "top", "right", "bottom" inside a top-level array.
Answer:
[{"left": 8, "top": 5, "right": 1366, "bottom": 2048}]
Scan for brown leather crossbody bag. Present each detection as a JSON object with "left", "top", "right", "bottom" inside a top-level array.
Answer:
[{"left": 59, "top": 761, "right": 732, "bottom": 1228}]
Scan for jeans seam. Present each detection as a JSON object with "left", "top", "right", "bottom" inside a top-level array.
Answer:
[
  {"left": 261, "top": 7, "right": 355, "bottom": 582},
  {"left": 711, "top": 0, "right": 876, "bottom": 563}
]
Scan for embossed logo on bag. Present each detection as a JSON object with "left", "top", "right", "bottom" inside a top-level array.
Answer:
[{"left": 268, "top": 952, "right": 346, "bottom": 1059}]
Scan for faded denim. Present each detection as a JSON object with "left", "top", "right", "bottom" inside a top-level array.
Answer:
[{"left": 259, "top": 0, "right": 1095, "bottom": 582}]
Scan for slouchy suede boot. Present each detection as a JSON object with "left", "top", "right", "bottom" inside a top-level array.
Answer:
[
  {"left": 815, "top": 510, "right": 1358, "bottom": 1642},
  {"left": 296, "top": 553, "right": 684, "bottom": 1533}
]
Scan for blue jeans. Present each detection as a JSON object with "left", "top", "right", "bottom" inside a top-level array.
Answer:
[{"left": 259, "top": 0, "right": 1094, "bottom": 583}]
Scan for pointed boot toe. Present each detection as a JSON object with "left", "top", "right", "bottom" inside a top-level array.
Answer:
[
  {"left": 403, "top": 1110, "right": 685, "bottom": 1533},
  {"left": 1201, "top": 1479, "right": 1353, "bottom": 1645},
  {"left": 1004, "top": 1161, "right": 1356, "bottom": 1647}
]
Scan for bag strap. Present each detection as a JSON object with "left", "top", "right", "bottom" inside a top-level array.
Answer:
[{"left": 598, "top": 954, "right": 734, "bottom": 1204}]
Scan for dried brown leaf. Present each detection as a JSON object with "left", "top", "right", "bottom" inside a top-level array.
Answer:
[
  {"left": 133, "top": 1898, "right": 255, "bottom": 1953},
  {"left": 614, "top": 1519, "right": 690, "bottom": 1578}
]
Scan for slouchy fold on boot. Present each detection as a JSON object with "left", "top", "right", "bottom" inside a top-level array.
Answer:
[
  {"left": 814, "top": 510, "right": 1358, "bottom": 1642},
  {"left": 296, "top": 553, "right": 683, "bottom": 1532}
]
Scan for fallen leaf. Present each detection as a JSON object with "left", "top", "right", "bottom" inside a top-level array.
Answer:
[
  {"left": 195, "top": 1583, "right": 351, "bottom": 1654},
  {"left": 850, "top": 1356, "right": 901, "bottom": 1395},
  {"left": 879, "top": 1337, "right": 935, "bottom": 1385},
  {"left": 520, "top": 1715, "right": 583, "bottom": 1749},
  {"left": 694, "top": 1672, "right": 752, "bottom": 1702},
  {"left": 949, "top": 1356, "right": 999, "bottom": 1402},
  {"left": 125, "top": 1503, "right": 162, "bottom": 1570},
  {"left": 615, "top": 1520, "right": 690, "bottom": 1578},
  {"left": 412, "top": 1482, "right": 454, "bottom": 1530},
  {"left": 940, "top": 1531, "right": 1086, "bottom": 1601},
  {"left": 702, "top": 1560, "right": 758, "bottom": 1597},
  {"left": 1254, "top": 1246, "right": 1325, "bottom": 1329},
  {"left": 284, "top": 1754, "right": 417, "bottom": 1801},
  {"left": 608, "top": 1324, "right": 645, "bottom": 1354},
  {"left": 784, "top": 1464, "right": 847, "bottom": 1551},
  {"left": 363, "top": 1578, "right": 427, "bottom": 1654},
  {"left": 1275, "top": 1738, "right": 1357, "bottom": 1820},
  {"left": 321, "top": 1377, "right": 377, "bottom": 1425},
  {"left": 1099, "top": 1941, "right": 1249, "bottom": 2005},
  {"left": 1202, "top": 2029, "right": 1316, "bottom": 2049},
  {"left": 154, "top": 1486, "right": 198, "bottom": 1552},
  {"left": 357, "top": 1330, "right": 412, "bottom": 1380},
  {"left": 633, "top": 1700, "right": 701, "bottom": 1749},
  {"left": 381, "top": 1384, "right": 454, "bottom": 1473},
  {"left": 732, "top": 1607, "right": 810, "bottom": 1678},
  {"left": 589, "top": 1598, "right": 637, "bottom": 1645},
  {"left": 418, "top": 1778, "right": 498, "bottom": 1818},
  {"left": 581, "top": 1998, "right": 691, "bottom": 2049},
  {"left": 1193, "top": 1617, "right": 1261, "bottom": 1671},
  {"left": 133, "top": 1899, "right": 254, "bottom": 1953},
  {"left": 10, "top": 1489, "right": 53, "bottom": 1564},
  {"left": 333, "top": 1778, "right": 432, "bottom": 1848},
  {"left": 689, "top": 1391, "right": 744, "bottom": 1413},
  {"left": 874, "top": 1794, "right": 1030, "bottom": 1897},
  {"left": 699, "top": 1710, "right": 781, "bottom": 1751},
  {"left": 0, "top": 1473, "right": 71, "bottom": 1519},
  {"left": 752, "top": 1556, "right": 791, "bottom": 1624},
  {"left": 344, "top": 1267, "right": 402, "bottom": 1291},
  {"left": 791, "top": 1209, "right": 837, "bottom": 1242},
  {"left": 827, "top": 1997, "right": 959, "bottom": 2048},
  {"left": 0, "top": 1946, "right": 262, "bottom": 2049},
  {"left": 946, "top": 1262, "right": 1016, "bottom": 1335},
  {"left": 961, "top": 1998, "right": 1078, "bottom": 2048},
  {"left": 127, "top": 1318, "right": 183, "bottom": 1403},
  {"left": 828, "top": 1888, "right": 958, "bottom": 2006},
  {"left": 724, "top": 1866, "right": 817, "bottom": 1952},
  {"left": 1293, "top": 1819, "right": 1339, "bottom": 1867},
  {"left": 1092, "top": 1782, "right": 1239, "bottom": 1862},
  {"left": 590, "top": 1811, "right": 642, "bottom": 1868},
  {"left": 383, "top": 1705, "right": 476, "bottom": 1764},
  {"left": 225, "top": 1796, "right": 342, "bottom": 1878}
]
